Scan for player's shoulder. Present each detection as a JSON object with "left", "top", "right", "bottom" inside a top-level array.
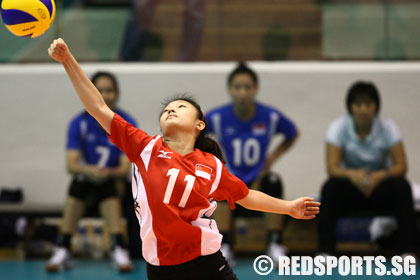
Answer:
[
  {"left": 115, "top": 109, "right": 137, "bottom": 127},
  {"left": 255, "top": 102, "right": 284, "bottom": 116},
  {"left": 377, "top": 116, "right": 397, "bottom": 127},
  {"left": 327, "top": 115, "right": 349, "bottom": 133},
  {"left": 194, "top": 149, "right": 221, "bottom": 165},
  {"left": 206, "top": 103, "right": 232, "bottom": 117},
  {"left": 375, "top": 116, "right": 400, "bottom": 135},
  {"left": 69, "top": 111, "right": 89, "bottom": 125}
]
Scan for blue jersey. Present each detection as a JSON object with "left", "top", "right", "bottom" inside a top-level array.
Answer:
[
  {"left": 66, "top": 109, "right": 137, "bottom": 168},
  {"left": 206, "top": 103, "right": 297, "bottom": 184}
]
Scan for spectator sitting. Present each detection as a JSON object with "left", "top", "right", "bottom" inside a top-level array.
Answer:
[
  {"left": 46, "top": 71, "right": 137, "bottom": 272},
  {"left": 206, "top": 62, "right": 299, "bottom": 265},
  {"left": 318, "top": 81, "right": 417, "bottom": 256}
]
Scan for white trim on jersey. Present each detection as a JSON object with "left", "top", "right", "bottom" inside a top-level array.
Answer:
[
  {"left": 133, "top": 136, "right": 160, "bottom": 265},
  {"left": 269, "top": 111, "right": 279, "bottom": 136},
  {"left": 141, "top": 135, "right": 160, "bottom": 171},
  {"left": 191, "top": 200, "right": 222, "bottom": 256},
  {"left": 80, "top": 120, "right": 87, "bottom": 138},
  {"left": 135, "top": 170, "right": 160, "bottom": 265},
  {"left": 208, "top": 156, "right": 222, "bottom": 195},
  {"left": 211, "top": 113, "right": 222, "bottom": 138}
]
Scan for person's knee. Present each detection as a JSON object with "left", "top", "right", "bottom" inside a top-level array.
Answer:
[
  {"left": 61, "top": 196, "right": 85, "bottom": 232},
  {"left": 63, "top": 196, "right": 85, "bottom": 218},
  {"left": 100, "top": 197, "right": 123, "bottom": 233},
  {"left": 388, "top": 177, "right": 413, "bottom": 200},
  {"left": 320, "top": 177, "right": 346, "bottom": 200},
  {"left": 260, "top": 172, "right": 283, "bottom": 198}
]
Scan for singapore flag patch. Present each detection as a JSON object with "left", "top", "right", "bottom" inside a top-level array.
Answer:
[{"left": 195, "top": 164, "right": 213, "bottom": 180}]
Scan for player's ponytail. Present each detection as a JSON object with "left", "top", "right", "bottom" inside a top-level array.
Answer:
[
  {"left": 195, "top": 127, "right": 226, "bottom": 164},
  {"left": 161, "top": 94, "right": 226, "bottom": 163}
]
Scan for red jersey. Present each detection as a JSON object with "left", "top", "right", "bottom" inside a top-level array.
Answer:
[{"left": 108, "top": 114, "right": 249, "bottom": 266}]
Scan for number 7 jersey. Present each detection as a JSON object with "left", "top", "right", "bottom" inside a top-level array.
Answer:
[{"left": 107, "top": 114, "right": 249, "bottom": 266}]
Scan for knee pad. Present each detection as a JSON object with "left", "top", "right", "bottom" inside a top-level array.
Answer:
[{"left": 260, "top": 172, "right": 283, "bottom": 198}]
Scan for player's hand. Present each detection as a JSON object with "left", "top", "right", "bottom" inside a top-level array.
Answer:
[
  {"left": 365, "top": 170, "right": 386, "bottom": 196},
  {"left": 85, "top": 165, "right": 108, "bottom": 183},
  {"left": 48, "top": 38, "right": 70, "bottom": 63},
  {"left": 288, "top": 197, "right": 320, "bottom": 220},
  {"left": 348, "top": 169, "right": 369, "bottom": 193}
]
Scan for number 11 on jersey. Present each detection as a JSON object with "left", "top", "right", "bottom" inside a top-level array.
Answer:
[{"left": 163, "top": 168, "right": 196, "bottom": 208}]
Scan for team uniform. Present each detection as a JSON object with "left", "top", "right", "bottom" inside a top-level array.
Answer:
[
  {"left": 67, "top": 109, "right": 137, "bottom": 202},
  {"left": 205, "top": 102, "right": 297, "bottom": 262},
  {"left": 206, "top": 102, "right": 297, "bottom": 189},
  {"left": 107, "top": 114, "right": 249, "bottom": 275}
]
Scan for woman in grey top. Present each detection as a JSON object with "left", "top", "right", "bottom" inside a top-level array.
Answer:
[{"left": 318, "top": 81, "right": 417, "bottom": 256}]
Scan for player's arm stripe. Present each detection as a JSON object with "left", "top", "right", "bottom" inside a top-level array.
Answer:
[
  {"left": 269, "top": 112, "right": 279, "bottom": 136},
  {"left": 140, "top": 135, "right": 160, "bottom": 171},
  {"left": 209, "top": 157, "right": 222, "bottom": 195},
  {"left": 80, "top": 120, "right": 87, "bottom": 138},
  {"left": 211, "top": 113, "right": 222, "bottom": 138}
]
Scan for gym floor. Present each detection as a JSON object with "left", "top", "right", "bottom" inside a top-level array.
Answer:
[{"left": 0, "top": 259, "right": 418, "bottom": 280}]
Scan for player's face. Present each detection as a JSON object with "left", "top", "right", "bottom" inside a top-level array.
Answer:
[
  {"left": 160, "top": 100, "right": 202, "bottom": 136},
  {"left": 350, "top": 97, "right": 377, "bottom": 127},
  {"left": 94, "top": 76, "right": 118, "bottom": 110},
  {"left": 228, "top": 73, "right": 258, "bottom": 107}
]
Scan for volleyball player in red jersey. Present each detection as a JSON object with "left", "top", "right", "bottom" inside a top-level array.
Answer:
[{"left": 48, "top": 38, "right": 320, "bottom": 280}]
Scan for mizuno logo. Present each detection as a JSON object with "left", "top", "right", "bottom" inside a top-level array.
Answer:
[{"left": 158, "top": 150, "right": 172, "bottom": 159}]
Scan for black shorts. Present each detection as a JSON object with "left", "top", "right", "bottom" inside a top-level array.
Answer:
[
  {"left": 68, "top": 177, "right": 118, "bottom": 202},
  {"left": 146, "top": 250, "right": 238, "bottom": 280}
]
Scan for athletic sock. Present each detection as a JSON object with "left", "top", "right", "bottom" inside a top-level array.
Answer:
[
  {"left": 57, "top": 233, "right": 72, "bottom": 250},
  {"left": 111, "top": 234, "right": 124, "bottom": 249}
]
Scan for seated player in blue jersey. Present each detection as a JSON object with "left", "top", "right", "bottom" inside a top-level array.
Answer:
[
  {"left": 205, "top": 63, "right": 299, "bottom": 264},
  {"left": 46, "top": 71, "right": 137, "bottom": 272},
  {"left": 48, "top": 38, "right": 319, "bottom": 280},
  {"left": 318, "top": 81, "right": 417, "bottom": 256}
]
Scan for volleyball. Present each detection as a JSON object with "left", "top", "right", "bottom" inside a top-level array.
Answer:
[{"left": 1, "top": 0, "right": 56, "bottom": 38}]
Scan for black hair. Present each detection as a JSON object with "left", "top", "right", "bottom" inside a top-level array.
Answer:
[
  {"left": 161, "top": 94, "right": 226, "bottom": 163},
  {"left": 91, "top": 71, "right": 120, "bottom": 94},
  {"left": 227, "top": 62, "right": 258, "bottom": 86},
  {"left": 346, "top": 81, "right": 381, "bottom": 114}
]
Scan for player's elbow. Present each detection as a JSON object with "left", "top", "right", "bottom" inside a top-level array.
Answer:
[
  {"left": 236, "top": 190, "right": 255, "bottom": 210},
  {"left": 86, "top": 104, "right": 104, "bottom": 119}
]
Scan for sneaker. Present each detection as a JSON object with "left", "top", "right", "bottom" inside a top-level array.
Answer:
[
  {"left": 45, "top": 247, "right": 73, "bottom": 271},
  {"left": 220, "top": 243, "right": 236, "bottom": 267},
  {"left": 267, "top": 243, "right": 288, "bottom": 266},
  {"left": 112, "top": 246, "right": 133, "bottom": 272}
]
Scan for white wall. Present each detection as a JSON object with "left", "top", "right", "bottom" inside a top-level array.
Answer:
[{"left": 1, "top": 62, "right": 419, "bottom": 204}]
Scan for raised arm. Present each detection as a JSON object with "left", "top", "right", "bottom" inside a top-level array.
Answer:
[
  {"left": 48, "top": 38, "right": 114, "bottom": 134},
  {"left": 236, "top": 190, "right": 320, "bottom": 220}
]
